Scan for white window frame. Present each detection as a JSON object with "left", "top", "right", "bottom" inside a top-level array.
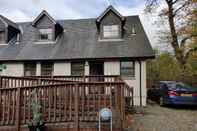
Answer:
[
  {"left": 0, "top": 31, "right": 5, "bottom": 44},
  {"left": 39, "top": 28, "right": 53, "bottom": 41},
  {"left": 103, "top": 25, "right": 119, "bottom": 38},
  {"left": 41, "top": 62, "right": 54, "bottom": 76},
  {"left": 120, "top": 61, "right": 135, "bottom": 77},
  {"left": 24, "top": 63, "right": 36, "bottom": 76}
]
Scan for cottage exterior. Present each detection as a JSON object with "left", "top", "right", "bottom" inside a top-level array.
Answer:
[{"left": 0, "top": 6, "right": 154, "bottom": 106}]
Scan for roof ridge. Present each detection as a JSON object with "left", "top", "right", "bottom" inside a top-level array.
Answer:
[
  {"left": 16, "top": 15, "right": 139, "bottom": 24},
  {"left": 0, "top": 15, "right": 19, "bottom": 29}
]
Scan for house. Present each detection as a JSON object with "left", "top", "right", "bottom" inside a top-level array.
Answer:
[{"left": 0, "top": 6, "right": 154, "bottom": 106}]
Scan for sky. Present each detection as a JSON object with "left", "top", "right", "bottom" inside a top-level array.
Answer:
[{"left": 0, "top": 0, "right": 161, "bottom": 47}]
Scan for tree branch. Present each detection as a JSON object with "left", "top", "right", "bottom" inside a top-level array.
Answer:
[
  {"left": 180, "top": 34, "right": 197, "bottom": 47},
  {"left": 145, "top": 0, "right": 159, "bottom": 12},
  {"left": 185, "top": 47, "right": 197, "bottom": 60},
  {"left": 172, "top": 0, "right": 180, "bottom": 4},
  {"left": 166, "top": 0, "right": 179, "bottom": 49},
  {"left": 173, "top": 1, "right": 191, "bottom": 16}
]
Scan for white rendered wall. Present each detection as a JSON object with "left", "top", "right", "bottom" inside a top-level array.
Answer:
[
  {"left": 104, "top": 61, "right": 147, "bottom": 106},
  {"left": 141, "top": 61, "right": 147, "bottom": 106},
  {"left": 85, "top": 61, "right": 89, "bottom": 76},
  {"left": 1, "top": 63, "right": 24, "bottom": 76},
  {"left": 124, "top": 61, "right": 147, "bottom": 106},
  {"left": 36, "top": 62, "right": 41, "bottom": 76},
  {"left": 54, "top": 62, "right": 71, "bottom": 76},
  {"left": 104, "top": 61, "right": 120, "bottom": 75}
]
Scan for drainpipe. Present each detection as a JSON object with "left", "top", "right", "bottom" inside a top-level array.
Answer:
[{"left": 139, "top": 61, "right": 142, "bottom": 106}]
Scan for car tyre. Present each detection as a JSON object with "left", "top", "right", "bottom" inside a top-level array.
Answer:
[{"left": 159, "top": 97, "right": 165, "bottom": 106}]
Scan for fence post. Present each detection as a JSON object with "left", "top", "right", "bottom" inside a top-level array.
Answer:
[
  {"left": 37, "top": 78, "right": 42, "bottom": 85},
  {"left": 75, "top": 84, "right": 79, "bottom": 131},
  {"left": 16, "top": 87, "right": 21, "bottom": 131},
  {"left": 131, "top": 88, "right": 134, "bottom": 107},
  {"left": 121, "top": 84, "right": 125, "bottom": 120},
  {"left": 0, "top": 76, "right": 2, "bottom": 88},
  {"left": 115, "top": 84, "right": 121, "bottom": 118}
]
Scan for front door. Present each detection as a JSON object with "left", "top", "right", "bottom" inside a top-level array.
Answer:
[
  {"left": 89, "top": 62, "right": 104, "bottom": 76},
  {"left": 89, "top": 61, "right": 104, "bottom": 81},
  {"left": 89, "top": 61, "right": 104, "bottom": 93}
]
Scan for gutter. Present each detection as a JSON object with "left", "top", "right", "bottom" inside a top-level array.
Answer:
[{"left": 139, "top": 61, "right": 142, "bottom": 106}]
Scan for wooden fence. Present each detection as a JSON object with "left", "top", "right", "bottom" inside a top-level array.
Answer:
[
  {"left": 28, "top": 75, "right": 122, "bottom": 82},
  {"left": 0, "top": 76, "right": 133, "bottom": 131},
  {"left": 0, "top": 75, "right": 122, "bottom": 88},
  {"left": 0, "top": 76, "right": 71, "bottom": 89}
]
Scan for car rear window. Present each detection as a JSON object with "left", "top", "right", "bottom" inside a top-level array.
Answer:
[
  {"left": 167, "top": 83, "right": 176, "bottom": 90},
  {"left": 176, "top": 83, "right": 197, "bottom": 92}
]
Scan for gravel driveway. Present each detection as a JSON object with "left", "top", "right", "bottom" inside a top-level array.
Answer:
[{"left": 126, "top": 102, "right": 197, "bottom": 131}]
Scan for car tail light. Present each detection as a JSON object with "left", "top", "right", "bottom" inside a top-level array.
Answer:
[
  {"left": 192, "top": 93, "right": 197, "bottom": 96},
  {"left": 168, "top": 90, "right": 178, "bottom": 97}
]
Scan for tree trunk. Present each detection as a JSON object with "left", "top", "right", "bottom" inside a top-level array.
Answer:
[{"left": 180, "top": 62, "right": 187, "bottom": 82}]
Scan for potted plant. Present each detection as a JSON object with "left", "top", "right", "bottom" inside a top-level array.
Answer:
[{"left": 28, "top": 90, "right": 46, "bottom": 131}]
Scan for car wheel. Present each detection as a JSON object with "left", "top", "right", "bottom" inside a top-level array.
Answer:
[{"left": 159, "top": 97, "right": 165, "bottom": 106}]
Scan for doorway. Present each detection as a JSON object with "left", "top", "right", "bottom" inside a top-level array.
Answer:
[{"left": 89, "top": 61, "right": 104, "bottom": 76}]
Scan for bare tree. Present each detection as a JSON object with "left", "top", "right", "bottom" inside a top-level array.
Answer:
[{"left": 145, "top": 0, "right": 197, "bottom": 79}]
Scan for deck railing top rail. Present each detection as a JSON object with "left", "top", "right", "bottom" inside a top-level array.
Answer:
[{"left": 0, "top": 75, "right": 123, "bottom": 88}]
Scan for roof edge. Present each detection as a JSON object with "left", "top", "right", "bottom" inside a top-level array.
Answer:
[
  {"left": 0, "top": 56, "right": 155, "bottom": 62},
  {"left": 96, "top": 5, "right": 125, "bottom": 22},
  {"left": 32, "top": 10, "right": 57, "bottom": 26}
]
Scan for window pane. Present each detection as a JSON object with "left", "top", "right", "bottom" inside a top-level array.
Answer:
[
  {"left": 103, "top": 25, "right": 119, "bottom": 38},
  {"left": 41, "top": 62, "right": 53, "bottom": 76},
  {"left": 0, "top": 32, "right": 5, "bottom": 43},
  {"left": 120, "top": 61, "right": 135, "bottom": 77},
  {"left": 40, "top": 34, "right": 48, "bottom": 40},
  {"left": 24, "top": 63, "right": 36, "bottom": 76},
  {"left": 71, "top": 62, "right": 84, "bottom": 76},
  {"left": 121, "top": 61, "right": 134, "bottom": 68},
  {"left": 39, "top": 28, "right": 53, "bottom": 41}
]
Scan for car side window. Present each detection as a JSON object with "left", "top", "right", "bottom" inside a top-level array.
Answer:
[
  {"left": 168, "top": 83, "right": 176, "bottom": 90},
  {"left": 160, "top": 83, "right": 167, "bottom": 90},
  {"left": 176, "top": 84, "right": 182, "bottom": 89}
]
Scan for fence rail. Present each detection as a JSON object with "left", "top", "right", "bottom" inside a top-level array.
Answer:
[
  {"left": 0, "top": 75, "right": 122, "bottom": 89},
  {"left": 0, "top": 76, "right": 75, "bottom": 89},
  {"left": 28, "top": 75, "right": 122, "bottom": 82},
  {"left": 0, "top": 76, "right": 133, "bottom": 131}
]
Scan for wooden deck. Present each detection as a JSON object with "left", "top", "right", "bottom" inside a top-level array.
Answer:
[{"left": 0, "top": 75, "right": 133, "bottom": 131}]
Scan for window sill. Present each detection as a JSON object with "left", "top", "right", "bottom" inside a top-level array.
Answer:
[
  {"left": 34, "top": 36, "right": 60, "bottom": 44},
  {"left": 98, "top": 38, "right": 124, "bottom": 42},
  {"left": 34, "top": 41, "right": 56, "bottom": 44},
  {"left": 0, "top": 43, "right": 8, "bottom": 45},
  {"left": 121, "top": 76, "right": 135, "bottom": 80}
]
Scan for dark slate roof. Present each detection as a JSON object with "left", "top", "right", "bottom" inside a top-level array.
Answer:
[
  {"left": 0, "top": 16, "right": 154, "bottom": 61},
  {"left": 0, "top": 15, "right": 19, "bottom": 29}
]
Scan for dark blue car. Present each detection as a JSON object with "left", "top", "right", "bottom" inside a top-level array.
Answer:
[{"left": 148, "top": 81, "right": 197, "bottom": 106}]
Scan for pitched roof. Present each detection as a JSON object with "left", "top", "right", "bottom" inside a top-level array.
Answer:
[
  {"left": 0, "top": 16, "right": 154, "bottom": 61},
  {"left": 32, "top": 10, "right": 57, "bottom": 26},
  {"left": 97, "top": 5, "right": 125, "bottom": 22},
  {"left": 0, "top": 15, "right": 19, "bottom": 30}
]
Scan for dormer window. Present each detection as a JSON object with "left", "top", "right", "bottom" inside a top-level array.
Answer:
[
  {"left": 0, "top": 15, "right": 20, "bottom": 44},
  {"left": 96, "top": 6, "right": 125, "bottom": 41},
  {"left": 39, "top": 28, "right": 53, "bottom": 41},
  {"left": 103, "top": 25, "right": 119, "bottom": 38},
  {"left": 32, "top": 10, "right": 63, "bottom": 43}
]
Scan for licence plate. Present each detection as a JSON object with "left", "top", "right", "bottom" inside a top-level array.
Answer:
[{"left": 181, "top": 94, "right": 192, "bottom": 97}]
